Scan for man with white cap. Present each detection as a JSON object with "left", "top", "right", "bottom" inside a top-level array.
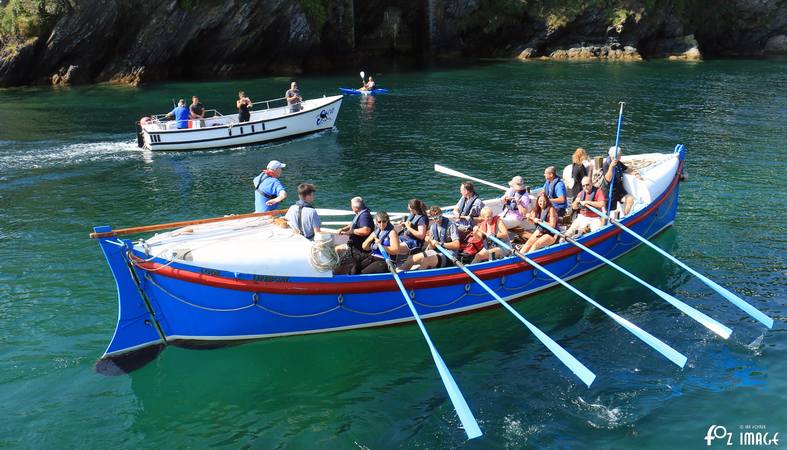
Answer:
[
  {"left": 602, "top": 146, "right": 643, "bottom": 216},
  {"left": 499, "top": 175, "right": 532, "bottom": 230},
  {"left": 253, "top": 160, "right": 287, "bottom": 213}
]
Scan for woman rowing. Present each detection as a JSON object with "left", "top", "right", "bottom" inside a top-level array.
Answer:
[
  {"left": 452, "top": 181, "right": 485, "bottom": 239},
  {"left": 358, "top": 211, "right": 401, "bottom": 274},
  {"left": 519, "top": 192, "right": 559, "bottom": 253},
  {"left": 398, "top": 206, "right": 461, "bottom": 271},
  {"left": 464, "top": 207, "right": 510, "bottom": 263},
  {"left": 397, "top": 199, "right": 429, "bottom": 256}
]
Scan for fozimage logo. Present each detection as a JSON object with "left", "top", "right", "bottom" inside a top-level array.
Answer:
[
  {"left": 706, "top": 425, "right": 733, "bottom": 446},
  {"left": 705, "top": 424, "right": 780, "bottom": 446}
]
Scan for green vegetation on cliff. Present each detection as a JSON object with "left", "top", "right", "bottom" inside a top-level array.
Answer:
[{"left": 0, "top": 0, "right": 65, "bottom": 44}]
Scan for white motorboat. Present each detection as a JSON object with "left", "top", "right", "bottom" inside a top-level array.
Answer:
[{"left": 136, "top": 95, "right": 343, "bottom": 151}]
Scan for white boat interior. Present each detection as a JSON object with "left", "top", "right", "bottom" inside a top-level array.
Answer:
[
  {"left": 135, "top": 152, "right": 679, "bottom": 277},
  {"left": 143, "top": 96, "right": 337, "bottom": 132}
]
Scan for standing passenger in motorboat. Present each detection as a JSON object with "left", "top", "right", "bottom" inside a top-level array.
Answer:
[
  {"left": 285, "top": 81, "right": 302, "bottom": 113},
  {"left": 603, "top": 146, "right": 644, "bottom": 216},
  {"left": 285, "top": 183, "right": 321, "bottom": 240},
  {"left": 398, "top": 206, "right": 461, "bottom": 271},
  {"left": 397, "top": 199, "right": 429, "bottom": 256},
  {"left": 189, "top": 96, "right": 205, "bottom": 121},
  {"left": 164, "top": 99, "right": 190, "bottom": 129},
  {"left": 520, "top": 192, "right": 559, "bottom": 253},
  {"left": 543, "top": 166, "right": 568, "bottom": 218},
  {"left": 452, "top": 181, "right": 485, "bottom": 240},
  {"left": 253, "top": 160, "right": 288, "bottom": 213},
  {"left": 236, "top": 91, "right": 253, "bottom": 122}
]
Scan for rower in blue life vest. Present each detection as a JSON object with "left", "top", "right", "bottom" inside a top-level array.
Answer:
[
  {"left": 542, "top": 166, "right": 568, "bottom": 217},
  {"left": 452, "top": 181, "right": 485, "bottom": 239},
  {"left": 253, "top": 160, "right": 287, "bottom": 213},
  {"left": 165, "top": 99, "right": 190, "bottom": 129}
]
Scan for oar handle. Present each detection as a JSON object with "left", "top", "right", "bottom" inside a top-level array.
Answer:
[{"left": 89, "top": 209, "right": 287, "bottom": 239}]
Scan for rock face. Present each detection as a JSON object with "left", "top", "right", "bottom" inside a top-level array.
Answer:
[{"left": 1, "top": 0, "right": 785, "bottom": 87}]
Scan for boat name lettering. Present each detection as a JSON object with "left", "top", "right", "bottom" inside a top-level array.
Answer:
[
  {"left": 253, "top": 275, "right": 289, "bottom": 283},
  {"left": 200, "top": 268, "right": 221, "bottom": 276}
]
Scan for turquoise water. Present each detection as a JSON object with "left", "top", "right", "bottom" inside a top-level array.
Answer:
[{"left": 0, "top": 60, "right": 785, "bottom": 448}]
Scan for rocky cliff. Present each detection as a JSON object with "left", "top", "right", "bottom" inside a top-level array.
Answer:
[{"left": 1, "top": 0, "right": 785, "bottom": 87}]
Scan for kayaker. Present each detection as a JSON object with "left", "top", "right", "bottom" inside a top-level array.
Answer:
[
  {"left": 285, "top": 81, "right": 302, "bottom": 113},
  {"left": 566, "top": 176, "right": 607, "bottom": 238},
  {"left": 398, "top": 206, "right": 461, "bottom": 271},
  {"left": 253, "top": 160, "right": 287, "bottom": 213},
  {"left": 452, "top": 181, "right": 485, "bottom": 238},
  {"left": 358, "top": 211, "right": 401, "bottom": 274},
  {"left": 164, "top": 99, "right": 190, "bottom": 129},
  {"left": 520, "top": 192, "right": 559, "bottom": 253},
  {"left": 236, "top": 91, "right": 253, "bottom": 122},
  {"left": 285, "top": 183, "right": 321, "bottom": 240},
  {"left": 603, "top": 146, "right": 644, "bottom": 216},
  {"left": 397, "top": 198, "right": 429, "bottom": 255},
  {"left": 542, "top": 166, "right": 568, "bottom": 217},
  {"left": 499, "top": 175, "right": 531, "bottom": 230},
  {"left": 359, "top": 76, "right": 376, "bottom": 91}
]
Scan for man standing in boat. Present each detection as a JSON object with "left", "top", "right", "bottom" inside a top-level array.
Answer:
[
  {"left": 164, "top": 99, "right": 190, "bottom": 129},
  {"left": 285, "top": 183, "right": 321, "bottom": 240},
  {"left": 285, "top": 81, "right": 302, "bottom": 113},
  {"left": 189, "top": 96, "right": 205, "bottom": 120},
  {"left": 253, "top": 160, "right": 287, "bottom": 213}
]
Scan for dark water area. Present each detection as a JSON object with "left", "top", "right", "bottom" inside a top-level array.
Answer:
[{"left": 0, "top": 60, "right": 785, "bottom": 448}]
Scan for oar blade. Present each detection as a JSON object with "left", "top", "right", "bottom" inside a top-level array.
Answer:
[
  {"left": 650, "top": 288, "right": 732, "bottom": 339},
  {"left": 434, "top": 245, "right": 596, "bottom": 387},
  {"left": 381, "top": 248, "right": 482, "bottom": 439},
  {"left": 586, "top": 204, "right": 774, "bottom": 329}
]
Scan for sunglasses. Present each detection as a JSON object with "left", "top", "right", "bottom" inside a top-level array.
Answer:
[
  {"left": 582, "top": 183, "right": 592, "bottom": 187},
  {"left": 375, "top": 220, "right": 388, "bottom": 224}
]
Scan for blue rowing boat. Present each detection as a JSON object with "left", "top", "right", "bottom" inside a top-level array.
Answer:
[
  {"left": 339, "top": 87, "right": 389, "bottom": 95},
  {"left": 93, "top": 146, "right": 690, "bottom": 372}
]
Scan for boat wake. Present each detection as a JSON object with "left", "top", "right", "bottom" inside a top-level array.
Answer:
[
  {"left": 574, "top": 396, "right": 628, "bottom": 429},
  {"left": 0, "top": 137, "right": 140, "bottom": 172}
]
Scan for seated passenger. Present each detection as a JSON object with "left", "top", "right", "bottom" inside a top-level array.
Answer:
[
  {"left": 500, "top": 175, "right": 531, "bottom": 230},
  {"left": 602, "top": 146, "right": 644, "bottom": 216},
  {"left": 464, "top": 207, "right": 510, "bottom": 264},
  {"left": 397, "top": 199, "right": 429, "bottom": 255},
  {"left": 520, "top": 192, "right": 559, "bottom": 253},
  {"left": 358, "top": 211, "right": 401, "bottom": 274},
  {"left": 566, "top": 176, "right": 607, "bottom": 238},
  {"left": 284, "top": 183, "right": 321, "bottom": 240},
  {"left": 336, "top": 196, "right": 373, "bottom": 255},
  {"left": 542, "top": 165, "right": 568, "bottom": 217},
  {"left": 569, "top": 147, "right": 592, "bottom": 200},
  {"left": 398, "top": 206, "right": 461, "bottom": 271},
  {"left": 452, "top": 181, "right": 485, "bottom": 238},
  {"left": 165, "top": 99, "right": 190, "bottom": 129}
]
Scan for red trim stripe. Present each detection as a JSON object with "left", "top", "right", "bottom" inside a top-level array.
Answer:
[{"left": 135, "top": 166, "right": 681, "bottom": 295}]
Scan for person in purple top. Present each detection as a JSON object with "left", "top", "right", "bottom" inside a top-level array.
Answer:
[{"left": 500, "top": 175, "right": 531, "bottom": 229}]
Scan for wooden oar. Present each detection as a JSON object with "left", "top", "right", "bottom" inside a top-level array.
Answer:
[
  {"left": 433, "top": 244, "right": 596, "bottom": 387},
  {"left": 484, "top": 233, "right": 688, "bottom": 368},
  {"left": 89, "top": 209, "right": 287, "bottom": 239},
  {"left": 584, "top": 204, "right": 774, "bottom": 328},
  {"left": 435, "top": 164, "right": 508, "bottom": 191},
  {"left": 537, "top": 222, "right": 733, "bottom": 339},
  {"left": 377, "top": 244, "right": 482, "bottom": 439}
]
